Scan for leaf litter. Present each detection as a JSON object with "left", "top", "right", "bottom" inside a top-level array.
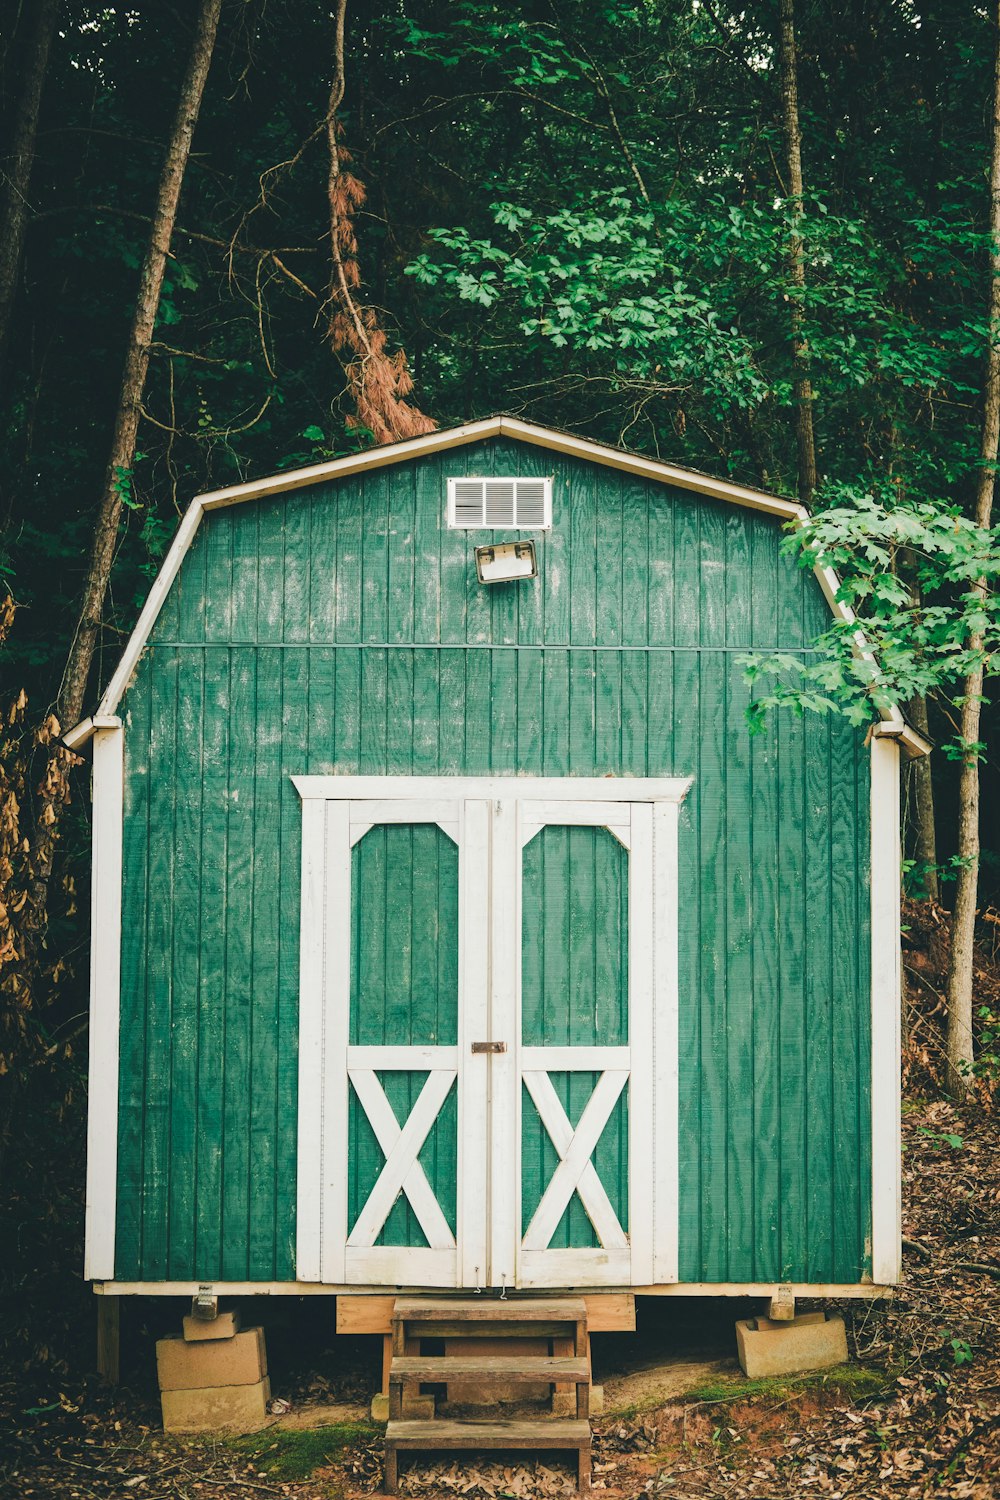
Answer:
[{"left": 2, "top": 912, "right": 999, "bottom": 1498}]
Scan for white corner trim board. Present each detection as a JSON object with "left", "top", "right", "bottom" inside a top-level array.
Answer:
[
  {"left": 60, "top": 416, "right": 923, "bottom": 751},
  {"left": 84, "top": 723, "right": 124, "bottom": 1280},
  {"left": 870, "top": 735, "right": 902, "bottom": 1286}
]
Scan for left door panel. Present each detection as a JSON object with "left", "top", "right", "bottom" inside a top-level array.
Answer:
[{"left": 296, "top": 796, "right": 487, "bottom": 1286}]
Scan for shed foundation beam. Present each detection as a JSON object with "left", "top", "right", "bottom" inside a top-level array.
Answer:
[{"left": 97, "top": 1294, "right": 120, "bottom": 1384}]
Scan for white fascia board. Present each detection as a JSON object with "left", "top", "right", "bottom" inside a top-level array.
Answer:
[
  {"left": 872, "top": 720, "right": 933, "bottom": 759},
  {"left": 94, "top": 1277, "right": 893, "bottom": 1297},
  {"left": 64, "top": 500, "right": 207, "bottom": 744},
  {"left": 197, "top": 417, "right": 506, "bottom": 508},
  {"left": 63, "top": 714, "right": 123, "bottom": 751},
  {"left": 84, "top": 722, "right": 124, "bottom": 1279},
  {"left": 870, "top": 735, "right": 902, "bottom": 1284},
  {"left": 292, "top": 774, "right": 694, "bottom": 803},
  {"left": 60, "top": 415, "right": 914, "bottom": 739},
  {"left": 496, "top": 417, "right": 809, "bottom": 521}
]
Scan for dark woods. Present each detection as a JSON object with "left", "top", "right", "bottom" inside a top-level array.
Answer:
[{"left": 2, "top": 0, "right": 1000, "bottom": 1170}]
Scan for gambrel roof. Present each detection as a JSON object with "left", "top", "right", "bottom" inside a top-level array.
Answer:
[{"left": 64, "top": 415, "right": 929, "bottom": 755}]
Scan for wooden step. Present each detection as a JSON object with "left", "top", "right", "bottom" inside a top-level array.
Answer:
[
  {"left": 390, "top": 1355, "right": 590, "bottom": 1384},
  {"left": 386, "top": 1417, "right": 591, "bottom": 1448},
  {"left": 383, "top": 1418, "right": 591, "bottom": 1493},
  {"left": 392, "top": 1297, "right": 587, "bottom": 1324}
]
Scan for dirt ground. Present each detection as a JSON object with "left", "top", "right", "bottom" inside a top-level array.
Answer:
[
  {"left": 1, "top": 1093, "right": 997, "bottom": 1500},
  {"left": 1, "top": 901, "right": 998, "bottom": 1498}
]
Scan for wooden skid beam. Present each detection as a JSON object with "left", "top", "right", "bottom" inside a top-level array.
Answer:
[{"left": 390, "top": 1355, "right": 591, "bottom": 1383}]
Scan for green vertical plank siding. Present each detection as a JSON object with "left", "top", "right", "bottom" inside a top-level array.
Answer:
[
  {"left": 521, "top": 826, "right": 629, "bottom": 1247},
  {"left": 117, "top": 437, "right": 875, "bottom": 1284},
  {"left": 348, "top": 825, "right": 459, "bottom": 1247}
]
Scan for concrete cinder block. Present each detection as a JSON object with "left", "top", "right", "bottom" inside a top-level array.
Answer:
[
  {"left": 157, "top": 1326, "right": 266, "bottom": 1391},
  {"left": 161, "top": 1377, "right": 270, "bottom": 1433},
  {"left": 183, "top": 1309, "right": 242, "bottom": 1342},
  {"left": 371, "top": 1392, "right": 435, "bottom": 1423},
  {"left": 735, "top": 1314, "right": 848, "bottom": 1378}
]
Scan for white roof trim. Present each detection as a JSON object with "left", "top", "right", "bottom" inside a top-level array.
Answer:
[
  {"left": 64, "top": 415, "right": 924, "bottom": 752},
  {"left": 872, "top": 720, "right": 932, "bottom": 760}
]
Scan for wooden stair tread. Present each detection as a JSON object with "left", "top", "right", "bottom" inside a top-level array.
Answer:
[
  {"left": 392, "top": 1297, "right": 587, "bottom": 1323},
  {"left": 390, "top": 1355, "right": 590, "bottom": 1382},
  {"left": 386, "top": 1418, "right": 591, "bottom": 1449}
]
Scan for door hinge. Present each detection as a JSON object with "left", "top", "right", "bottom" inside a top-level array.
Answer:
[{"left": 471, "top": 1040, "right": 507, "bottom": 1054}]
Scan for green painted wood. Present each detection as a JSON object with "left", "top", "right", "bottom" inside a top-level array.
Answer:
[
  {"left": 141, "top": 648, "right": 179, "bottom": 1279},
  {"left": 348, "top": 824, "right": 459, "bottom": 1247},
  {"left": 115, "top": 437, "right": 875, "bottom": 1286},
  {"left": 194, "top": 648, "right": 230, "bottom": 1277},
  {"left": 247, "top": 647, "right": 289, "bottom": 1277},
  {"left": 167, "top": 649, "right": 203, "bottom": 1278},
  {"left": 521, "top": 826, "right": 628, "bottom": 1247},
  {"left": 221, "top": 648, "right": 256, "bottom": 1280},
  {"left": 114, "top": 660, "right": 152, "bottom": 1276},
  {"left": 748, "top": 518, "right": 781, "bottom": 1283},
  {"left": 804, "top": 710, "right": 835, "bottom": 1279},
  {"left": 724, "top": 515, "right": 754, "bottom": 1281}
]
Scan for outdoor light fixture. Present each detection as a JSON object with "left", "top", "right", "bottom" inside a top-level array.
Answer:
[{"left": 474, "top": 539, "right": 538, "bottom": 584}]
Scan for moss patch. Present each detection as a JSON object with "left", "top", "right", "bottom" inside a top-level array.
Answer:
[
  {"left": 682, "top": 1363, "right": 892, "bottom": 1405},
  {"left": 226, "top": 1421, "right": 379, "bottom": 1483}
]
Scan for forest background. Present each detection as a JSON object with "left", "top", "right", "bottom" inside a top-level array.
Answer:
[{"left": 2, "top": 0, "right": 1000, "bottom": 1416}]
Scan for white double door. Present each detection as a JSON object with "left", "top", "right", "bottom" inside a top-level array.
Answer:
[{"left": 294, "top": 776, "right": 688, "bottom": 1290}]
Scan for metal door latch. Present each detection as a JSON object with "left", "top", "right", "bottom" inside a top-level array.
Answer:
[{"left": 471, "top": 1041, "right": 507, "bottom": 1054}]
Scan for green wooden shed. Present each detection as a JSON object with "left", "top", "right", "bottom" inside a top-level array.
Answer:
[{"left": 68, "top": 416, "right": 926, "bottom": 1312}]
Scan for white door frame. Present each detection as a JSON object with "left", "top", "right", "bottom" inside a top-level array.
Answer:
[{"left": 293, "top": 776, "right": 691, "bottom": 1289}]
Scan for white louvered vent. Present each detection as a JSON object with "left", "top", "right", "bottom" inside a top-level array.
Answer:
[{"left": 447, "top": 476, "right": 552, "bottom": 530}]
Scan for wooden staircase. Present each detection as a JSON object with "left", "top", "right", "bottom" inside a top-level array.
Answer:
[{"left": 384, "top": 1296, "right": 592, "bottom": 1494}]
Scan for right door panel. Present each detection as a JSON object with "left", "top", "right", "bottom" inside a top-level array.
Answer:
[{"left": 507, "top": 798, "right": 664, "bottom": 1288}]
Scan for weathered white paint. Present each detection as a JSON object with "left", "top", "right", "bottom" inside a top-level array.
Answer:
[
  {"left": 63, "top": 417, "right": 922, "bottom": 751},
  {"left": 295, "top": 777, "right": 689, "bottom": 1291},
  {"left": 870, "top": 736, "right": 902, "bottom": 1285},
  {"left": 84, "top": 724, "right": 124, "bottom": 1280},
  {"left": 295, "top": 798, "right": 326, "bottom": 1282},
  {"left": 346, "top": 1068, "right": 458, "bottom": 1252},
  {"left": 652, "top": 800, "right": 681, "bottom": 1284},
  {"left": 294, "top": 775, "right": 692, "bottom": 803},
  {"left": 458, "top": 800, "right": 491, "bottom": 1288},
  {"left": 520, "top": 1070, "right": 630, "bottom": 1252},
  {"left": 95, "top": 1278, "right": 895, "bottom": 1297}
]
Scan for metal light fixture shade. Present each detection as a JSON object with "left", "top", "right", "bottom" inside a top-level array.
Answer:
[{"left": 474, "top": 539, "right": 538, "bottom": 584}]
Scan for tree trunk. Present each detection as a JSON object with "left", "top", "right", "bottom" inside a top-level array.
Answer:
[
  {"left": 907, "top": 693, "right": 939, "bottom": 901},
  {"left": 778, "top": 0, "right": 818, "bottom": 505},
  {"left": 0, "top": 0, "right": 60, "bottom": 384},
  {"left": 944, "top": 0, "right": 1000, "bottom": 1098},
  {"left": 57, "top": 0, "right": 225, "bottom": 731}
]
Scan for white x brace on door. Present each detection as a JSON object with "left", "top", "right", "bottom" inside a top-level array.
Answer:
[{"left": 293, "top": 777, "right": 690, "bottom": 1290}]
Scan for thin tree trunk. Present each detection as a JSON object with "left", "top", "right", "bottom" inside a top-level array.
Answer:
[
  {"left": 778, "top": 0, "right": 818, "bottom": 505},
  {"left": 57, "top": 0, "right": 224, "bottom": 731},
  {"left": 908, "top": 694, "right": 939, "bottom": 901},
  {"left": 0, "top": 0, "right": 60, "bottom": 384},
  {"left": 944, "top": 0, "right": 1000, "bottom": 1098}
]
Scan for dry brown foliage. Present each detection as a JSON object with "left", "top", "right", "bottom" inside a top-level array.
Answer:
[
  {"left": 0, "top": 596, "right": 77, "bottom": 1152},
  {"left": 324, "top": 0, "right": 435, "bottom": 446},
  {"left": 325, "top": 126, "right": 436, "bottom": 445}
]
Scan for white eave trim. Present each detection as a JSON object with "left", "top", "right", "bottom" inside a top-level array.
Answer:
[
  {"left": 872, "top": 719, "right": 932, "bottom": 760},
  {"left": 60, "top": 415, "right": 918, "bottom": 746},
  {"left": 64, "top": 714, "right": 122, "bottom": 751}
]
